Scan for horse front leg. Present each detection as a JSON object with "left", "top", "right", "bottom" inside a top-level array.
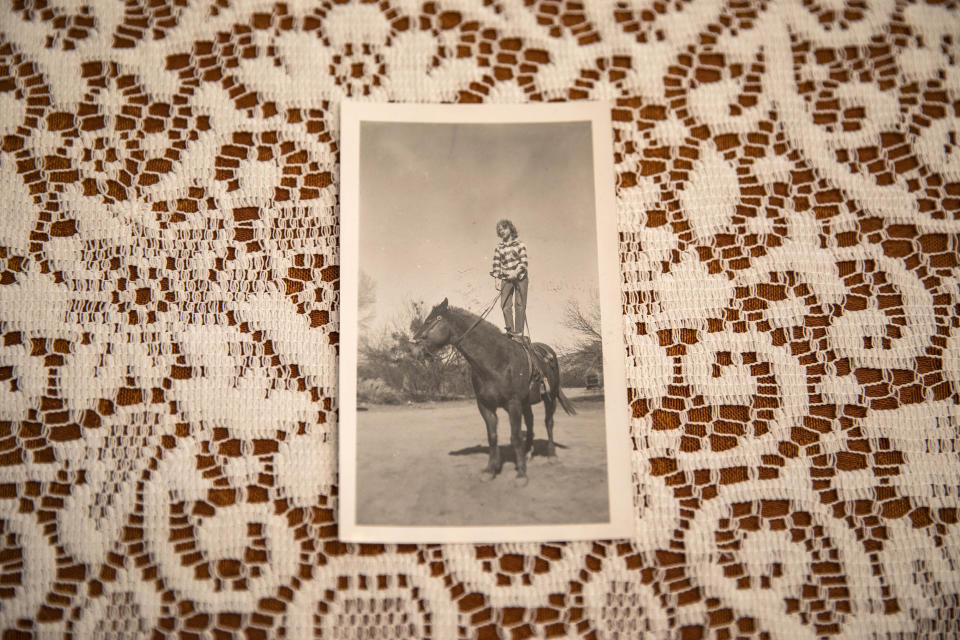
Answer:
[
  {"left": 477, "top": 399, "right": 501, "bottom": 481},
  {"left": 508, "top": 400, "right": 528, "bottom": 487}
]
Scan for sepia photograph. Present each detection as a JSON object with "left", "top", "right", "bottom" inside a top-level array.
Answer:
[{"left": 339, "top": 101, "right": 632, "bottom": 543}]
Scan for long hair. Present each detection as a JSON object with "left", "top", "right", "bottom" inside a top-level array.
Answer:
[{"left": 496, "top": 219, "right": 518, "bottom": 239}]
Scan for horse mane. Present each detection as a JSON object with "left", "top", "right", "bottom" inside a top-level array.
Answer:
[{"left": 444, "top": 305, "right": 507, "bottom": 344}]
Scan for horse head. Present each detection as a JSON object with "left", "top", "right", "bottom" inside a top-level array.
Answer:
[{"left": 410, "top": 298, "right": 454, "bottom": 359}]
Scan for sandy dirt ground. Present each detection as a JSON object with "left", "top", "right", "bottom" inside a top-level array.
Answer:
[{"left": 355, "top": 388, "right": 609, "bottom": 527}]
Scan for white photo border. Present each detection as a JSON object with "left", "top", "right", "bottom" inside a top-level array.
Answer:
[{"left": 338, "top": 100, "right": 634, "bottom": 543}]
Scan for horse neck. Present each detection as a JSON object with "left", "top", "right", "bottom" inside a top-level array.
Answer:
[{"left": 444, "top": 310, "right": 506, "bottom": 379}]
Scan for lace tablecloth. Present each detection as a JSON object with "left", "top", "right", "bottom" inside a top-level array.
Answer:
[{"left": 2, "top": 1, "right": 959, "bottom": 637}]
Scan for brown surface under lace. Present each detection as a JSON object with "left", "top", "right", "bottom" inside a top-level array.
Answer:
[{"left": 1, "top": 1, "right": 959, "bottom": 638}]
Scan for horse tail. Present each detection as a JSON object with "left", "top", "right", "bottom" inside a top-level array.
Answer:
[
  {"left": 556, "top": 386, "right": 576, "bottom": 415},
  {"left": 538, "top": 344, "right": 576, "bottom": 415}
]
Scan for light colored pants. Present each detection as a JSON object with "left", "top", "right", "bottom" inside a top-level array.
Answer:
[{"left": 500, "top": 275, "right": 528, "bottom": 335}]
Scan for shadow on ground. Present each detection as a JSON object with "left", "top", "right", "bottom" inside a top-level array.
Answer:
[{"left": 449, "top": 439, "right": 568, "bottom": 462}]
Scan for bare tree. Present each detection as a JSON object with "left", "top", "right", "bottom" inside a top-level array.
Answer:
[
  {"left": 563, "top": 295, "right": 602, "bottom": 344},
  {"left": 560, "top": 293, "right": 603, "bottom": 387}
]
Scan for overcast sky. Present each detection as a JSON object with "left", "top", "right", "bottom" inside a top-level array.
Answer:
[{"left": 359, "top": 120, "right": 600, "bottom": 350}]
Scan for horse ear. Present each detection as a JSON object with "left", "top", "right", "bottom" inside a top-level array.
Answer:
[{"left": 441, "top": 298, "right": 448, "bottom": 310}]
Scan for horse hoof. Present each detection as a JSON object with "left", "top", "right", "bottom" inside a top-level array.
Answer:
[
  {"left": 480, "top": 471, "right": 496, "bottom": 482},
  {"left": 514, "top": 475, "right": 529, "bottom": 488}
]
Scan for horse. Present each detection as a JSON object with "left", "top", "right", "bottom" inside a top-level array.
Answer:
[{"left": 411, "top": 298, "right": 576, "bottom": 486}]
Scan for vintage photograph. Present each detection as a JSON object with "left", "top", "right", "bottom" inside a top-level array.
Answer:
[{"left": 339, "top": 102, "right": 632, "bottom": 543}]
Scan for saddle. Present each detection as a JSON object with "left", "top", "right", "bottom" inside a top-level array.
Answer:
[{"left": 514, "top": 338, "right": 551, "bottom": 401}]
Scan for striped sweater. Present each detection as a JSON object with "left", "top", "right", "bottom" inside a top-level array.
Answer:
[{"left": 491, "top": 238, "right": 528, "bottom": 280}]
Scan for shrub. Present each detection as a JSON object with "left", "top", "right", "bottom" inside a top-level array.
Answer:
[{"left": 357, "top": 378, "right": 403, "bottom": 405}]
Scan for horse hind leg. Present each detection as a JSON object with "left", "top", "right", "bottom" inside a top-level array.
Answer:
[
  {"left": 544, "top": 395, "right": 558, "bottom": 459},
  {"left": 477, "top": 399, "right": 501, "bottom": 480},
  {"left": 545, "top": 356, "right": 561, "bottom": 459},
  {"left": 522, "top": 403, "right": 535, "bottom": 457}
]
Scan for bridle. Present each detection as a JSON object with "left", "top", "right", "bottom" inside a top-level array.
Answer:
[{"left": 413, "top": 291, "right": 502, "bottom": 353}]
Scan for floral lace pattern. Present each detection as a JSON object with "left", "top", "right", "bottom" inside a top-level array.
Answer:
[{"left": 1, "top": 0, "right": 959, "bottom": 637}]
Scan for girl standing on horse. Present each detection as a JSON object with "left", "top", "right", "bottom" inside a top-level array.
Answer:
[
  {"left": 490, "top": 218, "right": 552, "bottom": 395},
  {"left": 490, "top": 219, "right": 528, "bottom": 342}
]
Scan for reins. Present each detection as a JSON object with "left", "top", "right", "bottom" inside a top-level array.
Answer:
[
  {"left": 426, "top": 283, "right": 544, "bottom": 394},
  {"left": 450, "top": 290, "right": 502, "bottom": 349}
]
